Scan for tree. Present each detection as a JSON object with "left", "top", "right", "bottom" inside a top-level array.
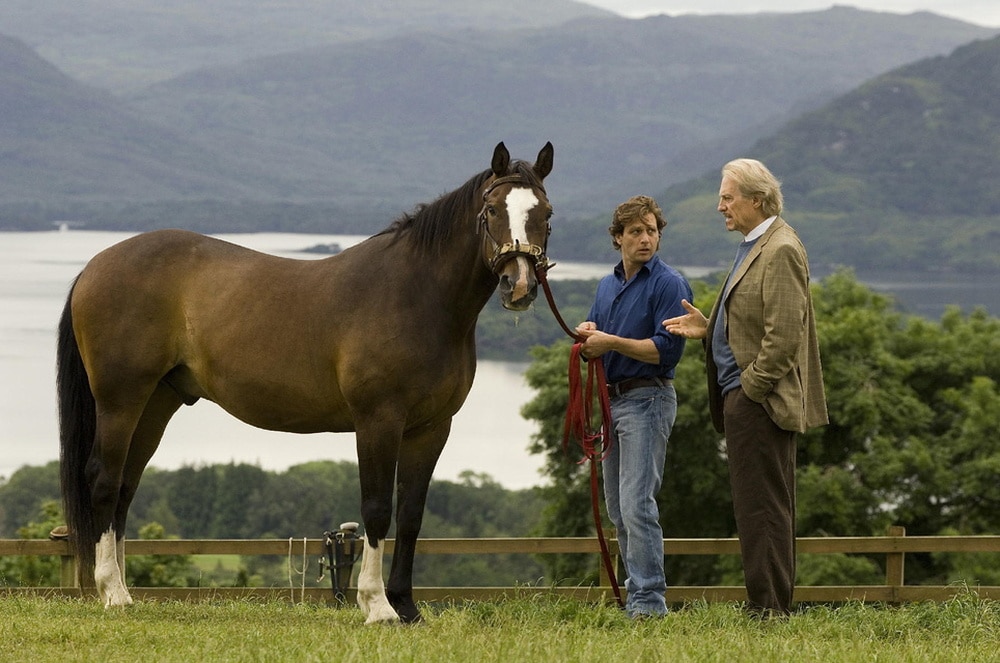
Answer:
[
  {"left": 165, "top": 465, "right": 219, "bottom": 537},
  {"left": 0, "top": 500, "right": 64, "bottom": 586},
  {"left": 0, "top": 462, "right": 60, "bottom": 537},
  {"left": 245, "top": 461, "right": 362, "bottom": 539},
  {"left": 211, "top": 463, "right": 269, "bottom": 537},
  {"left": 126, "top": 522, "right": 198, "bottom": 587}
]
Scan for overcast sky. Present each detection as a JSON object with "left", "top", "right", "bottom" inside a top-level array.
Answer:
[{"left": 582, "top": 1, "right": 1000, "bottom": 28}]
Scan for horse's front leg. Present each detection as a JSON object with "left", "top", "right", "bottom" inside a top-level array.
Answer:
[
  {"left": 354, "top": 416, "right": 406, "bottom": 624},
  {"left": 356, "top": 538, "right": 397, "bottom": 624},
  {"left": 386, "top": 418, "right": 453, "bottom": 623}
]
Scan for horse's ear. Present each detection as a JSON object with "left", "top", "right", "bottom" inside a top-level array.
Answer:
[
  {"left": 492, "top": 142, "right": 510, "bottom": 176},
  {"left": 534, "top": 141, "right": 554, "bottom": 180}
]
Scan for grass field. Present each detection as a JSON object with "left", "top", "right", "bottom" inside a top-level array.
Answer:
[{"left": 1, "top": 593, "right": 998, "bottom": 662}]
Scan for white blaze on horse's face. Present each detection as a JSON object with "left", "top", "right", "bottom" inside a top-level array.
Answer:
[
  {"left": 504, "top": 187, "right": 539, "bottom": 246},
  {"left": 499, "top": 187, "right": 542, "bottom": 309}
]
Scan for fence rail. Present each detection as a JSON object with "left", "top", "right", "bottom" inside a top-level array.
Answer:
[{"left": 2, "top": 527, "right": 998, "bottom": 604}]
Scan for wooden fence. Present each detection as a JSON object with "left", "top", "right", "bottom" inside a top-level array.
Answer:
[{"left": 2, "top": 526, "right": 998, "bottom": 604}]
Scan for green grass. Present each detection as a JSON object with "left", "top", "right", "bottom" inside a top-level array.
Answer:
[{"left": 1, "top": 593, "right": 998, "bottom": 662}]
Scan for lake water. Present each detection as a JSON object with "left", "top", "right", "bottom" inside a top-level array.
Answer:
[
  {"left": 836, "top": 270, "right": 999, "bottom": 320},
  {"left": 1, "top": 230, "right": 995, "bottom": 488}
]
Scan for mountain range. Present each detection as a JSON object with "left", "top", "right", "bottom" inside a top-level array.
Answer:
[{"left": 0, "top": 2, "right": 997, "bottom": 274}]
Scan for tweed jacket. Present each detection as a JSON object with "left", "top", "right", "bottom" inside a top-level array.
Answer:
[{"left": 705, "top": 218, "right": 828, "bottom": 434}]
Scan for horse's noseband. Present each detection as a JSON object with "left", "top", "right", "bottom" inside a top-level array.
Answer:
[
  {"left": 486, "top": 238, "right": 548, "bottom": 272},
  {"left": 478, "top": 175, "right": 551, "bottom": 274}
]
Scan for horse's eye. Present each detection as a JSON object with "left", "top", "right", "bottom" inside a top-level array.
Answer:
[{"left": 487, "top": 205, "right": 497, "bottom": 217}]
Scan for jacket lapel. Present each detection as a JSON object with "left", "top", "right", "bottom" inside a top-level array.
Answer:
[{"left": 722, "top": 217, "right": 785, "bottom": 304}]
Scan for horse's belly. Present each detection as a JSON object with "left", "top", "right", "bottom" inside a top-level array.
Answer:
[
  {"left": 214, "top": 394, "right": 355, "bottom": 434},
  {"left": 174, "top": 362, "right": 355, "bottom": 434}
]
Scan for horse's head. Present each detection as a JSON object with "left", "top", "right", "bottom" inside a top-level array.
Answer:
[{"left": 479, "top": 141, "right": 554, "bottom": 311}]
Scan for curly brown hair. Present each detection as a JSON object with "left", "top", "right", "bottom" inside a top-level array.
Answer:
[{"left": 608, "top": 195, "right": 666, "bottom": 251}]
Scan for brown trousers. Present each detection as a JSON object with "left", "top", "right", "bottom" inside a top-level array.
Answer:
[{"left": 724, "top": 388, "right": 797, "bottom": 615}]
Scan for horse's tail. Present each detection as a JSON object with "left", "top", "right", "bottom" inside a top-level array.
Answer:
[{"left": 57, "top": 280, "right": 98, "bottom": 573}]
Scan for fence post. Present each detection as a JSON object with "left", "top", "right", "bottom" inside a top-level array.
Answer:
[
  {"left": 885, "top": 525, "right": 905, "bottom": 602},
  {"left": 50, "top": 528, "right": 78, "bottom": 590},
  {"left": 59, "top": 554, "right": 78, "bottom": 589}
]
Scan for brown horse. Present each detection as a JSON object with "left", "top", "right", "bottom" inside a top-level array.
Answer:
[{"left": 58, "top": 141, "right": 554, "bottom": 623}]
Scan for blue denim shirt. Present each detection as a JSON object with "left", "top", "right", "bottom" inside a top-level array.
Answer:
[{"left": 587, "top": 255, "right": 692, "bottom": 383}]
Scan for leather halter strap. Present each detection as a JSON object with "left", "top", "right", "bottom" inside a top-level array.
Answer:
[{"left": 478, "top": 175, "right": 550, "bottom": 273}]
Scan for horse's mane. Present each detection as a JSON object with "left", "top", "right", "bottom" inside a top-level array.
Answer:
[{"left": 378, "top": 160, "right": 542, "bottom": 257}]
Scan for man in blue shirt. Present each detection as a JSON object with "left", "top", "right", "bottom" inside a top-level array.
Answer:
[{"left": 576, "top": 195, "right": 692, "bottom": 618}]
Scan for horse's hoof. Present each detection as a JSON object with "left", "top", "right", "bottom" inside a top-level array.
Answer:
[
  {"left": 364, "top": 609, "right": 401, "bottom": 626},
  {"left": 102, "top": 594, "right": 134, "bottom": 609},
  {"left": 392, "top": 600, "right": 422, "bottom": 624}
]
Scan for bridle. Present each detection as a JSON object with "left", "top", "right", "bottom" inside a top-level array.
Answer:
[{"left": 477, "top": 175, "right": 552, "bottom": 274}]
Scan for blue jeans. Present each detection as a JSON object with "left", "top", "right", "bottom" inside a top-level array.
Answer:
[{"left": 604, "top": 383, "right": 676, "bottom": 617}]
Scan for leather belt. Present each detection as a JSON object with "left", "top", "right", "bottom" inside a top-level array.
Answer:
[{"left": 606, "top": 376, "right": 672, "bottom": 399}]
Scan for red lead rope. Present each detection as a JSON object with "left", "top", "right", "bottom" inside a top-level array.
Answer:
[
  {"left": 536, "top": 264, "right": 624, "bottom": 608},
  {"left": 562, "top": 343, "right": 614, "bottom": 462}
]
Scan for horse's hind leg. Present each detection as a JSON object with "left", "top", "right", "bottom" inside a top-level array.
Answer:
[
  {"left": 88, "top": 403, "right": 143, "bottom": 607},
  {"left": 387, "top": 418, "right": 452, "bottom": 623},
  {"left": 92, "top": 384, "right": 181, "bottom": 607}
]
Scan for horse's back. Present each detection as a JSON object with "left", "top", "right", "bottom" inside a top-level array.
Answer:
[
  {"left": 71, "top": 230, "right": 264, "bottom": 356},
  {"left": 80, "top": 229, "right": 266, "bottom": 281}
]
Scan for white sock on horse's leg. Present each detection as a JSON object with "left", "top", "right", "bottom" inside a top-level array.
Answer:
[
  {"left": 94, "top": 528, "right": 133, "bottom": 608},
  {"left": 356, "top": 539, "right": 399, "bottom": 624}
]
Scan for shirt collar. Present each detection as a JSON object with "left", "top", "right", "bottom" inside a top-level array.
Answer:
[
  {"left": 743, "top": 215, "right": 777, "bottom": 243},
  {"left": 614, "top": 255, "right": 658, "bottom": 281}
]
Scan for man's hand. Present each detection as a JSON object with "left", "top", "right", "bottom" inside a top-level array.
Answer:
[
  {"left": 662, "top": 299, "right": 708, "bottom": 339},
  {"left": 575, "top": 321, "right": 660, "bottom": 364},
  {"left": 574, "top": 321, "right": 606, "bottom": 359}
]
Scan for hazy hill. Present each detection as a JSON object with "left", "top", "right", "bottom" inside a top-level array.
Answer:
[
  {"left": 4, "top": 0, "right": 612, "bottom": 91},
  {"left": 645, "top": 36, "right": 1000, "bottom": 274},
  {"left": 0, "top": 34, "right": 274, "bottom": 203},
  {"left": 0, "top": 7, "right": 996, "bottom": 233}
]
